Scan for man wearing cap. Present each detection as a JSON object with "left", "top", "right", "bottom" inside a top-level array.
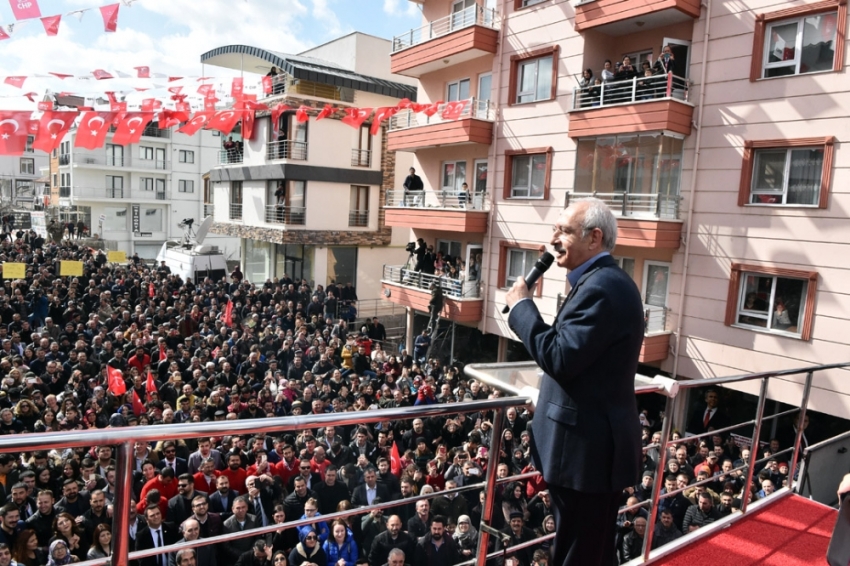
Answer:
[
  {"left": 499, "top": 511, "right": 538, "bottom": 566},
  {"left": 634, "top": 471, "right": 655, "bottom": 502}
]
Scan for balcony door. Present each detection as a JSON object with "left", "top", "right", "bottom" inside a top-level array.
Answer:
[
  {"left": 476, "top": 73, "right": 492, "bottom": 118},
  {"left": 663, "top": 37, "right": 691, "bottom": 78},
  {"left": 451, "top": 0, "right": 477, "bottom": 31},
  {"left": 642, "top": 261, "right": 670, "bottom": 332}
]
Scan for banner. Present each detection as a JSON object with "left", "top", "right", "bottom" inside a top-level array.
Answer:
[
  {"left": 9, "top": 0, "right": 42, "bottom": 20},
  {"left": 107, "top": 251, "right": 126, "bottom": 263},
  {"left": 59, "top": 260, "right": 84, "bottom": 276},
  {"left": 2, "top": 263, "right": 26, "bottom": 279}
]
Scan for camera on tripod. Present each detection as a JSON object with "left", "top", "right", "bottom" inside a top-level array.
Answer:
[{"left": 405, "top": 241, "right": 416, "bottom": 254}]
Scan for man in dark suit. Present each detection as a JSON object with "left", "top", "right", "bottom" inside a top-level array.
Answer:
[
  {"left": 135, "top": 504, "right": 179, "bottom": 566},
  {"left": 157, "top": 442, "right": 189, "bottom": 477},
  {"left": 221, "top": 497, "right": 259, "bottom": 564},
  {"left": 351, "top": 467, "right": 389, "bottom": 508},
  {"left": 167, "top": 474, "right": 207, "bottom": 526},
  {"left": 506, "top": 199, "right": 644, "bottom": 566},
  {"left": 687, "top": 389, "right": 730, "bottom": 435},
  {"left": 209, "top": 475, "right": 239, "bottom": 521}
]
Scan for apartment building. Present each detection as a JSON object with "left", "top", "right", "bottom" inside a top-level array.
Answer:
[
  {"left": 53, "top": 125, "right": 238, "bottom": 259},
  {"left": 381, "top": 0, "right": 849, "bottom": 419},
  {"left": 204, "top": 32, "right": 416, "bottom": 304},
  {"left": 0, "top": 139, "right": 48, "bottom": 210}
]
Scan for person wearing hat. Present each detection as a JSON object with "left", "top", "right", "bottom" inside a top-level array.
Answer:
[
  {"left": 497, "top": 510, "right": 538, "bottom": 566},
  {"left": 634, "top": 471, "right": 655, "bottom": 502}
]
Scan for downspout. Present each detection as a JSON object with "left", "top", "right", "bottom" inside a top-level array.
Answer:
[
  {"left": 671, "top": 0, "right": 712, "bottom": 379},
  {"left": 480, "top": 0, "right": 508, "bottom": 333}
]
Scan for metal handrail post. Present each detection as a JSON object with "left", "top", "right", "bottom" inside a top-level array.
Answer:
[
  {"left": 642, "top": 394, "right": 676, "bottom": 560},
  {"left": 789, "top": 371, "right": 814, "bottom": 488},
  {"left": 740, "top": 377, "right": 769, "bottom": 513},
  {"left": 475, "top": 407, "right": 506, "bottom": 566},
  {"left": 113, "top": 440, "right": 134, "bottom": 566}
]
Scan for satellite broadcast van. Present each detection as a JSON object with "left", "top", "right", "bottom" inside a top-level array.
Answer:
[{"left": 156, "top": 216, "right": 228, "bottom": 283}]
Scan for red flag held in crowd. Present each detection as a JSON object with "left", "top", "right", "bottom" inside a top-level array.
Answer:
[
  {"left": 211, "top": 346, "right": 220, "bottom": 359},
  {"left": 9, "top": 0, "right": 41, "bottom": 20},
  {"left": 390, "top": 441, "right": 402, "bottom": 477},
  {"left": 224, "top": 301, "right": 233, "bottom": 326},
  {"left": 145, "top": 370, "right": 157, "bottom": 401},
  {"left": 0, "top": 112, "right": 33, "bottom": 156},
  {"left": 107, "top": 366, "right": 126, "bottom": 396},
  {"left": 112, "top": 112, "right": 154, "bottom": 146},
  {"left": 32, "top": 110, "right": 78, "bottom": 153},
  {"left": 148, "top": 282, "right": 155, "bottom": 297},
  {"left": 74, "top": 111, "right": 117, "bottom": 150},
  {"left": 341, "top": 107, "right": 372, "bottom": 129},
  {"left": 41, "top": 15, "right": 60, "bottom": 36},
  {"left": 441, "top": 99, "right": 468, "bottom": 121},
  {"left": 100, "top": 3, "right": 120, "bottom": 32},
  {"left": 3, "top": 76, "right": 25, "bottom": 88},
  {"left": 132, "top": 390, "right": 145, "bottom": 416},
  {"left": 177, "top": 112, "right": 213, "bottom": 136},
  {"left": 208, "top": 109, "right": 241, "bottom": 135}
]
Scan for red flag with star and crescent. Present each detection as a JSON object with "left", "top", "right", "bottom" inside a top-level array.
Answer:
[
  {"left": 390, "top": 441, "right": 402, "bottom": 477},
  {"left": 158, "top": 342, "right": 166, "bottom": 362},
  {"left": 208, "top": 109, "right": 241, "bottom": 135},
  {"left": 271, "top": 104, "right": 292, "bottom": 136},
  {"left": 132, "top": 390, "right": 145, "bottom": 416},
  {"left": 370, "top": 106, "right": 398, "bottom": 135},
  {"left": 75, "top": 111, "right": 117, "bottom": 150},
  {"left": 32, "top": 110, "right": 79, "bottom": 153},
  {"left": 112, "top": 112, "right": 154, "bottom": 146},
  {"left": 177, "top": 111, "right": 213, "bottom": 136},
  {"left": 107, "top": 366, "right": 126, "bottom": 396},
  {"left": 158, "top": 110, "right": 189, "bottom": 130},
  {"left": 0, "top": 112, "right": 33, "bottom": 156},
  {"left": 341, "top": 107, "right": 373, "bottom": 129},
  {"left": 145, "top": 369, "right": 157, "bottom": 401}
]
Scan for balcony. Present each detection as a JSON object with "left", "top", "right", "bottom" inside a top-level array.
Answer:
[
  {"left": 569, "top": 74, "right": 693, "bottom": 138},
  {"left": 264, "top": 205, "right": 306, "bottom": 226},
  {"left": 73, "top": 187, "right": 168, "bottom": 201},
  {"left": 381, "top": 265, "right": 483, "bottom": 324},
  {"left": 348, "top": 210, "right": 368, "bottom": 227},
  {"left": 229, "top": 203, "right": 243, "bottom": 222},
  {"left": 266, "top": 140, "right": 308, "bottom": 161},
  {"left": 566, "top": 192, "right": 682, "bottom": 249},
  {"left": 351, "top": 149, "right": 371, "bottom": 168},
  {"left": 219, "top": 149, "right": 244, "bottom": 166},
  {"left": 58, "top": 154, "right": 70, "bottom": 166},
  {"left": 141, "top": 124, "right": 170, "bottom": 139},
  {"left": 388, "top": 98, "right": 495, "bottom": 152},
  {"left": 384, "top": 189, "right": 489, "bottom": 233},
  {"left": 203, "top": 204, "right": 215, "bottom": 217},
  {"left": 59, "top": 186, "right": 70, "bottom": 198},
  {"left": 70, "top": 153, "right": 170, "bottom": 170},
  {"left": 574, "top": 0, "right": 700, "bottom": 33},
  {"left": 641, "top": 306, "right": 671, "bottom": 363},
  {"left": 391, "top": 5, "right": 499, "bottom": 77},
  {"left": 261, "top": 74, "right": 355, "bottom": 103}
]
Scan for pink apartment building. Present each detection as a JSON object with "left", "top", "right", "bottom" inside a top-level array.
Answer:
[{"left": 380, "top": 0, "right": 849, "bottom": 420}]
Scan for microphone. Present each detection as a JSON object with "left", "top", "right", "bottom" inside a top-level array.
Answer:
[{"left": 502, "top": 251, "right": 555, "bottom": 314}]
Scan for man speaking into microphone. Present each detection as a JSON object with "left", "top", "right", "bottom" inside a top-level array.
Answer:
[{"left": 505, "top": 198, "right": 644, "bottom": 566}]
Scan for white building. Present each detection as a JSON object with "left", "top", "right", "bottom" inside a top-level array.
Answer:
[{"left": 0, "top": 138, "right": 48, "bottom": 211}]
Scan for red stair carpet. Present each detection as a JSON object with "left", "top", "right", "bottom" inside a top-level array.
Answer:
[{"left": 659, "top": 495, "right": 837, "bottom": 566}]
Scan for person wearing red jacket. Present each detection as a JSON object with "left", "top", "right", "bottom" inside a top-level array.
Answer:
[
  {"left": 192, "top": 459, "right": 220, "bottom": 494},
  {"left": 127, "top": 347, "right": 151, "bottom": 374},
  {"left": 220, "top": 452, "right": 248, "bottom": 494},
  {"left": 139, "top": 467, "right": 177, "bottom": 508},
  {"left": 273, "top": 444, "right": 300, "bottom": 487}
]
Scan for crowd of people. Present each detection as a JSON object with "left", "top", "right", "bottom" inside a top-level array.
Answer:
[
  {"left": 576, "top": 45, "right": 678, "bottom": 108},
  {"left": 0, "top": 232, "right": 798, "bottom": 566}
]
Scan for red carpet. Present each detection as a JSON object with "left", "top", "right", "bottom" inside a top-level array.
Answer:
[{"left": 659, "top": 495, "right": 837, "bottom": 566}]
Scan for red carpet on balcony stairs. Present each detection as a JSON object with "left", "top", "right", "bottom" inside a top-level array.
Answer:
[{"left": 658, "top": 495, "right": 837, "bottom": 566}]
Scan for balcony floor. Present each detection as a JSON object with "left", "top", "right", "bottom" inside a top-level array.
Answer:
[
  {"left": 381, "top": 281, "right": 482, "bottom": 324},
  {"left": 569, "top": 99, "right": 693, "bottom": 138},
  {"left": 384, "top": 207, "right": 488, "bottom": 233}
]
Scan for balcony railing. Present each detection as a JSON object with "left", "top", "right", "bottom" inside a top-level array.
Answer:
[
  {"left": 383, "top": 264, "right": 480, "bottom": 299},
  {"left": 58, "top": 154, "right": 70, "bottom": 166},
  {"left": 73, "top": 187, "right": 167, "bottom": 200},
  {"left": 565, "top": 191, "right": 681, "bottom": 220},
  {"left": 266, "top": 140, "right": 308, "bottom": 161},
  {"left": 351, "top": 148, "right": 371, "bottom": 167},
  {"left": 385, "top": 189, "right": 489, "bottom": 211},
  {"left": 264, "top": 205, "right": 305, "bottom": 226},
  {"left": 229, "top": 203, "right": 243, "bottom": 221},
  {"left": 218, "top": 149, "right": 243, "bottom": 165},
  {"left": 142, "top": 124, "right": 170, "bottom": 139},
  {"left": 645, "top": 305, "right": 669, "bottom": 333},
  {"left": 59, "top": 186, "right": 70, "bottom": 198},
  {"left": 71, "top": 153, "right": 169, "bottom": 170},
  {"left": 392, "top": 4, "right": 499, "bottom": 52},
  {"left": 261, "top": 73, "right": 354, "bottom": 103},
  {"left": 203, "top": 203, "right": 215, "bottom": 217},
  {"left": 572, "top": 73, "right": 689, "bottom": 110},
  {"left": 348, "top": 210, "right": 369, "bottom": 227},
  {"left": 389, "top": 97, "right": 496, "bottom": 132}
]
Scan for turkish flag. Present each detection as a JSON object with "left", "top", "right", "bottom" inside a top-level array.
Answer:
[
  {"left": 74, "top": 111, "right": 117, "bottom": 150},
  {"left": 177, "top": 111, "right": 213, "bottom": 136},
  {"left": 49, "top": 72, "right": 72, "bottom": 79},
  {"left": 132, "top": 390, "right": 145, "bottom": 416},
  {"left": 9, "top": 0, "right": 41, "bottom": 20},
  {"left": 231, "top": 77, "right": 244, "bottom": 98},
  {"left": 37, "top": 101, "right": 52, "bottom": 111},
  {"left": 390, "top": 441, "right": 402, "bottom": 478},
  {"left": 295, "top": 105, "right": 310, "bottom": 123},
  {"left": 158, "top": 110, "right": 188, "bottom": 129},
  {"left": 423, "top": 100, "right": 443, "bottom": 117},
  {"left": 92, "top": 69, "right": 113, "bottom": 80},
  {"left": 107, "top": 366, "right": 126, "bottom": 396},
  {"left": 0, "top": 27, "right": 9, "bottom": 40},
  {"left": 32, "top": 110, "right": 78, "bottom": 153},
  {"left": 410, "top": 103, "right": 429, "bottom": 113},
  {"left": 134, "top": 66, "right": 150, "bottom": 78},
  {"left": 270, "top": 104, "right": 291, "bottom": 135},
  {"left": 396, "top": 98, "right": 412, "bottom": 110},
  {"left": 224, "top": 300, "right": 233, "bottom": 326},
  {"left": 441, "top": 100, "right": 468, "bottom": 121},
  {"left": 341, "top": 107, "right": 373, "bottom": 129},
  {"left": 316, "top": 104, "right": 333, "bottom": 120},
  {"left": 112, "top": 112, "right": 154, "bottom": 146},
  {"left": 148, "top": 282, "right": 155, "bottom": 297},
  {"left": 0, "top": 112, "right": 33, "bottom": 156},
  {"left": 240, "top": 109, "right": 255, "bottom": 140},
  {"left": 40, "top": 14, "right": 60, "bottom": 36},
  {"left": 211, "top": 346, "right": 220, "bottom": 359},
  {"left": 208, "top": 109, "right": 241, "bottom": 135},
  {"left": 158, "top": 343, "right": 166, "bottom": 363},
  {"left": 3, "top": 76, "right": 25, "bottom": 88},
  {"left": 370, "top": 106, "right": 398, "bottom": 135},
  {"left": 239, "top": 100, "right": 268, "bottom": 111},
  {"left": 262, "top": 76, "right": 272, "bottom": 94},
  {"left": 145, "top": 369, "right": 157, "bottom": 401},
  {"left": 100, "top": 3, "right": 119, "bottom": 32}
]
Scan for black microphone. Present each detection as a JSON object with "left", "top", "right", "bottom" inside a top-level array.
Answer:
[{"left": 502, "top": 251, "right": 555, "bottom": 314}]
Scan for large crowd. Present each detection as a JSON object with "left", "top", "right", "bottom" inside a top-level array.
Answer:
[{"left": 0, "top": 231, "right": 800, "bottom": 566}]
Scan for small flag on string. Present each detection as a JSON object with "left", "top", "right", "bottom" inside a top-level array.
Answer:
[
  {"left": 100, "top": 3, "right": 119, "bottom": 32},
  {"left": 40, "top": 15, "right": 60, "bottom": 36}
]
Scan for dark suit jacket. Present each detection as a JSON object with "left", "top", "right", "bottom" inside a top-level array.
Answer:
[
  {"left": 156, "top": 458, "right": 189, "bottom": 476},
  {"left": 221, "top": 514, "right": 259, "bottom": 563},
  {"left": 209, "top": 489, "right": 240, "bottom": 520},
  {"left": 687, "top": 405, "right": 730, "bottom": 436},
  {"left": 350, "top": 482, "right": 390, "bottom": 508},
  {"left": 508, "top": 254, "right": 643, "bottom": 493},
  {"left": 166, "top": 490, "right": 207, "bottom": 525},
  {"left": 135, "top": 522, "right": 179, "bottom": 566}
]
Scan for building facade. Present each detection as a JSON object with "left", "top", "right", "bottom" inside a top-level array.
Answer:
[
  {"left": 204, "top": 32, "right": 416, "bottom": 306},
  {"left": 382, "top": 0, "right": 850, "bottom": 418},
  {"left": 0, "top": 137, "right": 49, "bottom": 211}
]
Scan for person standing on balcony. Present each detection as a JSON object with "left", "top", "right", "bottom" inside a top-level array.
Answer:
[
  {"left": 504, "top": 198, "right": 644, "bottom": 566},
  {"left": 402, "top": 167, "right": 423, "bottom": 207},
  {"left": 653, "top": 45, "right": 676, "bottom": 77}
]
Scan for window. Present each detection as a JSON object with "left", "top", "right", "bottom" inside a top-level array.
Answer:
[
  {"left": 19, "top": 158, "right": 34, "bottom": 175},
  {"left": 751, "top": 1, "right": 846, "bottom": 80},
  {"left": 515, "top": 0, "right": 547, "bottom": 8},
  {"left": 643, "top": 262, "right": 670, "bottom": 332},
  {"left": 156, "top": 179, "right": 166, "bottom": 200},
  {"left": 442, "top": 161, "right": 467, "bottom": 191},
  {"left": 106, "top": 144, "right": 123, "bottom": 167},
  {"left": 179, "top": 180, "right": 194, "bottom": 193},
  {"left": 447, "top": 78, "right": 471, "bottom": 102},
  {"left": 52, "top": 174, "right": 58, "bottom": 187},
  {"left": 504, "top": 147, "right": 552, "bottom": 200},
  {"left": 725, "top": 263, "right": 818, "bottom": 340},
  {"left": 179, "top": 150, "right": 194, "bottom": 164},
  {"left": 140, "top": 177, "right": 154, "bottom": 191},
  {"left": 140, "top": 208, "right": 163, "bottom": 232},
  {"left": 498, "top": 241, "right": 545, "bottom": 295},
  {"left": 25, "top": 136, "right": 33, "bottom": 153},
  {"left": 614, "top": 256, "right": 635, "bottom": 279},
  {"left": 510, "top": 46, "right": 559, "bottom": 105},
  {"left": 230, "top": 181, "right": 243, "bottom": 221},
  {"left": 349, "top": 185, "right": 369, "bottom": 227},
  {"left": 106, "top": 175, "right": 124, "bottom": 198},
  {"left": 103, "top": 207, "right": 127, "bottom": 231},
  {"left": 738, "top": 137, "right": 834, "bottom": 208},
  {"left": 139, "top": 146, "right": 154, "bottom": 161},
  {"left": 327, "top": 247, "right": 358, "bottom": 286},
  {"left": 437, "top": 240, "right": 462, "bottom": 261},
  {"left": 506, "top": 249, "right": 536, "bottom": 287}
]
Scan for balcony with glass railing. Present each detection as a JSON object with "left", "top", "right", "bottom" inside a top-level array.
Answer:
[
  {"left": 387, "top": 98, "right": 496, "bottom": 152},
  {"left": 72, "top": 186, "right": 168, "bottom": 201},
  {"left": 381, "top": 264, "right": 483, "bottom": 323},
  {"left": 264, "top": 205, "right": 306, "bottom": 227},
  {"left": 384, "top": 189, "right": 489, "bottom": 233},
  {"left": 391, "top": 4, "right": 500, "bottom": 77},
  {"left": 218, "top": 149, "right": 243, "bottom": 165},
  {"left": 570, "top": 73, "right": 693, "bottom": 138},
  {"left": 266, "top": 140, "right": 308, "bottom": 161},
  {"left": 69, "top": 153, "right": 170, "bottom": 170}
]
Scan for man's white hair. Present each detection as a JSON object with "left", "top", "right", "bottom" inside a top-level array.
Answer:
[{"left": 573, "top": 197, "right": 618, "bottom": 251}]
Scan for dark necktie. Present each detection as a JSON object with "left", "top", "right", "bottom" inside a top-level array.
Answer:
[{"left": 155, "top": 529, "right": 165, "bottom": 566}]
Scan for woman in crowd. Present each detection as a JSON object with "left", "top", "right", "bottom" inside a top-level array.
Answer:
[
  {"left": 13, "top": 529, "right": 47, "bottom": 566},
  {"left": 288, "top": 528, "right": 327, "bottom": 566},
  {"left": 46, "top": 540, "right": 76, "bottom": 566},
  {"left": 49, "top": 513, "right": 84, "bottom": 561},
  {"left": 501, "top": 481, "right": 529, "bottom": 524},
  {"left": 86, "top": 524, "right": 112, "bottom": 560},
  {"left": 322, "top": 519, "right": 358, "bottom": 566},
  {"left": 298, "top": 498, "right": 330, "bottom": 545},
  {"left": 454, "top": 514, "right": 479, "bottom": 560}
]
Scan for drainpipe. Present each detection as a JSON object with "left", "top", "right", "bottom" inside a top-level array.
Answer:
[
  {"left": 671, "top": 0, "right": 712, "bottom": 379},
  {"left": 480, "top": 0, "right": 508, "bottom": 334}
]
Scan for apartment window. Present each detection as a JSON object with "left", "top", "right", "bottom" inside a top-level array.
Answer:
[
  {"left": 510, "top": 46, "right": 559, "bottom": 105},
  {"left": 643, "top": 262, "right": 670, "bottom": 332},
  {"left": 751, "top": 1, "right": 846, "bottom": 80},
  {"left": 437, "top": 240, "right": 462, "bottom": 261},
  {"left": 447, "top": 78, "right": 471, "bottom": 102},
  {"left": 179, "top": 150, "right": 194, "bottom": 164},
  {"left": 349, "top": 185, "right": 369, "bottom": 227},
  {"left": 504, "top": 147, "right": 552, "bottom": 200},
  {"left": 106, "top": 175, "right": 124, "bottom": 198},
  {"left": 725, "top": 263, "right": 818, "bottom": 340},
  {"left": 515, "top": 0, "right": 547, "bottom": 8},
  {"left": 230, "top": 181, "right": 243, "bottom": 221},
  {"left": 25, "top": 136, "right": 33, "bottom": 153},
  {"left": 139, "top": 146, "right": 153, "bottom": 161},
  {"left": 442, "top": 161, "right": 467, "bottom": 192},
  {"left": 140, "top": 178, "right": 154, "bottom": 191},
  {"left": 498, "top": 241, "right": 545, "bottom": 294},
  {"left": 106, "top": 144, "right": 124, "bottom": 167},
  {"left": 52, "top": 174, "right": 58, "bottom": 187},
  {"left": 179, "top": 180, "right": 194, "bottom": 193},
  {"left": 140, "top": 208, "right": 163, "bottom": 232},
  {"left": 614, "top": 256, "right": 635, "bottom": 279},
  {"left": 19, "top": 158, "right": 34, "bottom": 175},
  {"left": 738, "top": 137, "right": 834, "bottom": 208},
  {"left": 103, "top": 207, "right": 127, "bottom": 231}
]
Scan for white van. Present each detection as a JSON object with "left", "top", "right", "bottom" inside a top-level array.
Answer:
[{"left": 155, "top": 216, "right": 229, "bottom": 283}]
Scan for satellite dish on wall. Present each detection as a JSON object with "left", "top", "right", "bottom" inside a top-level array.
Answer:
[{"left": 195, "top": 216, "right": 214, "bottom": 245}]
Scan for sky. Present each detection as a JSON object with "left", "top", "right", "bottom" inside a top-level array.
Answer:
[{"left": 0, "top": 0, "right": 422, "bottom": 107}]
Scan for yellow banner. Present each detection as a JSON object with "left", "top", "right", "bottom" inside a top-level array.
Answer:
[
  {"left": 60, "top": 261, "right": 84, "bottom": 277},
  {"left": 107, "top": 251, "right": 127, "bottom": 263},
  {"left": 2, "top": 263, "right": 26, "bottom": 279}
]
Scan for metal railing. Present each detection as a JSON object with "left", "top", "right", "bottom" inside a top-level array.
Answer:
[
  {"left": 218, "top": 149, "right": 243, "bottom": 165},
  {"left": 392, "top": 4, "right": 499, "bottom": 52},
  {"left": 73, "top": 187, "right": 166, "bottom": 201},
  {"left": 229, "top": 203, "right": 243, "bottom": 221},
  {"left": 203, "top": 203, "right": 215, "bottom": 217},
  {"left": 142, "top": 125, "right": 170, "bottom": 139},
  {"left": 383, "top": 264, "right": 480, "bottom": 299},
  {"left": 351, "top": 148, "right": 371, "bottom": 167},
  {"left": 644, "top": 305, "right": 669, "bottom": 333},
  {"left": 388, "top": 97, "right": 496, "bottom": 132},
  {"left": 348, "top": 210, "right": 369, "bottom": 227},
  {"left": 572, "top": 73, "right": 689, "bottom": 110},
  {"left": 385, "top": 188, "right": 489, "bottom": 211},
  {"left": 71, "top": 153, "right": 170, "bottom": 170},
  {"left": 266, "top": 140, "right": 308, "bottom": 161},
  {"left": 263, "top": 205, "right": 305, "bottom": 226},
  {"left": 59, "top": 186, "right": 70, "bottom": 197},
  {"left": 58, "top": 154, "right": 70, "bottom": 166},
  {"left": 566, "top": 191, "right": 682, "bottom": 220}
]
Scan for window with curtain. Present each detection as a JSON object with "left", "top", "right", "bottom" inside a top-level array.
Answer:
[{"left": 750, "top": 147, "right": 823, "bottom": 205}]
